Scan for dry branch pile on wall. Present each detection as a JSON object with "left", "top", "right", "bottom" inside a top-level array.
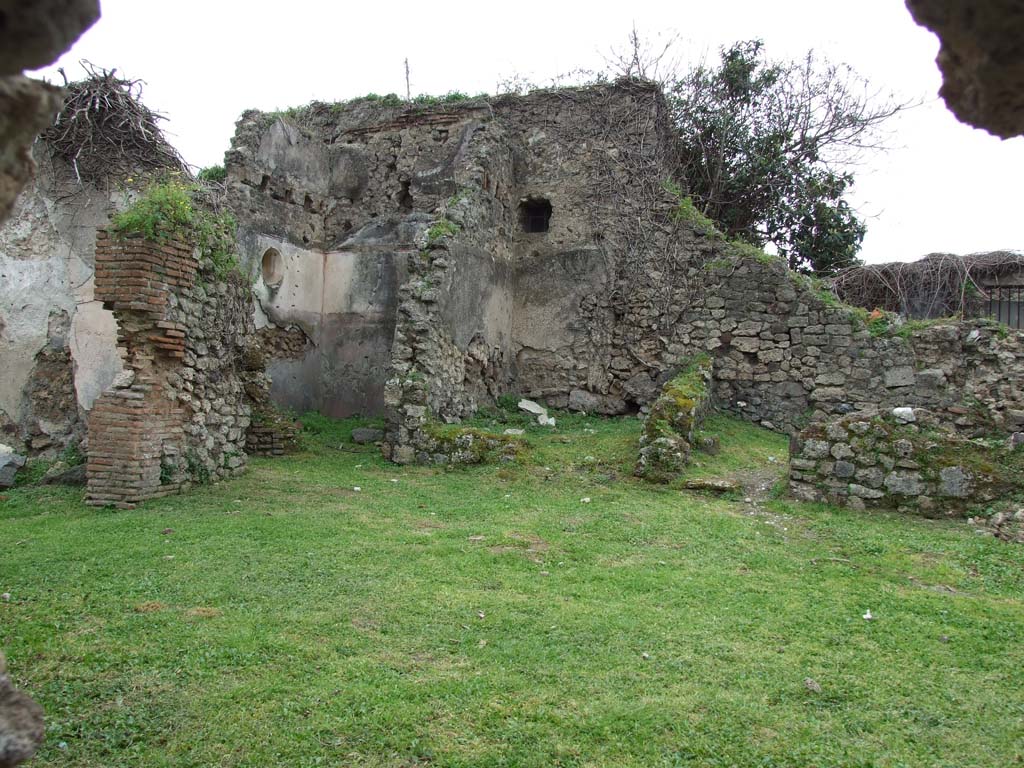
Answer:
[
  {"left": 832, "top": 251, "right": 1024, "bottom": 319},
  {"left": 41, "top": 63, "right": 187, "bottom": 184}
]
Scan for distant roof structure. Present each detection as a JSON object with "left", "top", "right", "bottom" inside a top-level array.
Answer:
[{"left": 832, "top": 250, "right": 1024, "bottom": 318}]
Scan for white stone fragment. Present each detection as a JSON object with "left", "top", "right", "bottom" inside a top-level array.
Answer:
[
  {"left": 892, "top": 407, "right": 916, "bottom": 423},
  {"left": 518, "top": 399, "right": 547, "bottom": 416}
]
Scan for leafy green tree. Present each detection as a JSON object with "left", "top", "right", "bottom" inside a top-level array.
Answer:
[{"left": 666, "top": 40, "right": 905, "bottom": 274}]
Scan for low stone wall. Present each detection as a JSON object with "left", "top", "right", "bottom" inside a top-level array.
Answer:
[
  {"left": 245, "top": 424, "right": 294, "bottom": 456},
  {"left": 635, "top": 355, "right": 713, "bottom": 482},
  {"left": 789, "top": 408, "right": 1024, "bottom": 516},
  {"left": 414, "top": 424, "right": 523, "bottom": 466},
  {"left": 685, "top": 254, "right": 1024, "bottom": 437}
]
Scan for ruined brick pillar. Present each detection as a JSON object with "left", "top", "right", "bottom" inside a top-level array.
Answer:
[{"left": 85, "top": 231, "right": 196, "bottom": 508}]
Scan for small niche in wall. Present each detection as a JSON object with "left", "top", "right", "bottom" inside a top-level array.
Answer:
[
  {"left": 396, "top": 179, "right": 413, "bottom": 212},
  {"left": 261, "top": 248, "right": 284, "bottom": 288},
  {"left": 519, "top": 196, "right": 552, "bottom": 233}
]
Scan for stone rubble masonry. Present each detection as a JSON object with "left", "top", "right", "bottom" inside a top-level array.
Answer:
[
  {"left": 366, "top": 87, "right": 1024, "bottom": 465},
  {"left": 789, "top": 408, "right": 1024, "bottom": 516},
  {"left": 905, "top": 0, "right": 1024, "bottom": 138},
  {"left": 256, "top": 325, "right": 310, "bottom": 360},
  {"left": 226, "top": 81, "right": 1024, "bottom": 473},
  {"left": 635, "top": 355, "right": 714, "bottom": 482},
  {"left": 0, "top": 651, "right": 45, "bottom": 768},
  {"left": 691, "top": 259, "right": 1024, "bottom": 438},
  {"left": 86, "top": 231, "right": 256, "bottom": 507},
  {"left": 245, "top": 423, "right": 294, "bottom": 456}
]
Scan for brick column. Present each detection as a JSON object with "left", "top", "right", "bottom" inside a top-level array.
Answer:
[{"left": 86, "top": 231, "right": 197, "bottom": 508}]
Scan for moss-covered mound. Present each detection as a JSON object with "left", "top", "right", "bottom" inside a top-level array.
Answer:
[
  {"left": 635, "top": 354, "right": 714, "bottom": 483},
  {"left": 421, "top": 424, "right": 524, "bottom": 465}
]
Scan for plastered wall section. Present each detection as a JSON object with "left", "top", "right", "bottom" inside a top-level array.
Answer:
[
  {"left": 0, "top": 158, "right": 123, "bottom": 449},
  {"left": 251, "top": 232, "right": 408, "bottom": 417}
]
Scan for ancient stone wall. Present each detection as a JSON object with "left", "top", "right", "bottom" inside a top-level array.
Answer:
[
  {"left": 682, "top": 250, "right": 1024, "bottom": 436},
  {"left": 226, "top": 98, "right": 504, "bottom": 418},
  {"left": 789, "top": 407, "right": 1023, "bottom": 515},
  {"left": 86, "top": 232, "right": 255, "bottom": 507},
  {"left": 226, "top": 84, "right": 669, "bottom": 433},
  {"left": 227, "top": 81, "right": 1024, "bottom": 467}
]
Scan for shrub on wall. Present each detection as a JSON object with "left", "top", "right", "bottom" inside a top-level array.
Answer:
[{"left": 111, "top": 177, "right": 240, "bottom": 280}]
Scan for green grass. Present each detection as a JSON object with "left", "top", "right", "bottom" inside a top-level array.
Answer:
[{"left": 2, "top": 413, "right": 1023, "bottom": 767}]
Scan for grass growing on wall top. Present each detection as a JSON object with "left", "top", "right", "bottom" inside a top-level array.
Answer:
[
  {"left": 111, "top": 177, "right": 241, "bottom": 281},
  {"left": 3, "top": 413, "right": 1024, "bottom": 767}
]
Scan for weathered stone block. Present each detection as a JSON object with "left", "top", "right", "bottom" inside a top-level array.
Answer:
[
  {"left": 884, "top": 367, "right": 915, "bottom": 388},
  {"left": 834, "top": 460, "right": 856, "bottom": 478},
  {"left": 885, "top": 471, "right": 924, "bottom": 496},
  {"left": 939, "top": 466, "right": 971, "bottom": 498}
]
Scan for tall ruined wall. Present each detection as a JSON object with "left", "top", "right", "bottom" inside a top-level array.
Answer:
[
  {"left": 227, "top": 81, "right": 1024, "bottom": 467},
  {"left": 228, "top": 83, "right": 676, "bottom": 430},
  {"left": 226, "top": 96, "right": 525, "bottom": 420},
  {"left": 86, "top": 232, "right": 255, "bottom": 507},
  {"left": 0, "top": 154, "right": 125, "bottom": 453},
  {"left": 227, "top": 108, "right": 447, "bottom": 416},
  {"left": 470, "top": 85, "right": 1024, "bottom": 438},
  {"left": 501, "top": 85, "right": 679, "bottom": 415}
]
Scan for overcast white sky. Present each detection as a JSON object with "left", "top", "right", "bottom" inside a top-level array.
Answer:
[{"left": 31, "top": 0, "right": 1023, "bottom": 264}]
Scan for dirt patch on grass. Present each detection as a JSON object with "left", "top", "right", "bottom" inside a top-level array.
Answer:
[
  {"left": 133, "top": 601, "right": 166, "bottom": 613},
  {"left": 185, "top": 607, "right": 221, "bottom": 618},
  {"left": 489, "top": 532, "right": 550, "bottom": 561},
  {"left": 413, "top": 518, "right": 444, "bottom": 530},
  {"left": 350, "top": 612, "right": 381, "bottom": 634},
  {"left": 507, "top": 532, "right": 549, "bottom": 550}
]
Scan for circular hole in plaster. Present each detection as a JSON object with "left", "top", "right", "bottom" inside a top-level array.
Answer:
[{"left": 261, "top": 248, "right": 284, "bottom": 287}]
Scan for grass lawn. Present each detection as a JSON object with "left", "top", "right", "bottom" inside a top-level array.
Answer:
[{"left": 2, "top": 411, "right": 1023, "bottom": 767}]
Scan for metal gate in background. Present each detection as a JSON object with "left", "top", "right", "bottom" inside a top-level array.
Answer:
[{"left": 985, "top": 285, "right": 1024, "bottom": 329}]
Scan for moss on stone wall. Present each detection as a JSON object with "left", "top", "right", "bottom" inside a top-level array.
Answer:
[
  {"left": 421, "top": 423, "right": 524, "bottom": 465},
  {"left": 111, "top": 178, "right": 241, "bottom": 280},
  {"left": 790, "top": 409, "right": 1024, "bottom": 517},
  {"left": 636, "top": 354, "right": 714, "bottom": 483}
]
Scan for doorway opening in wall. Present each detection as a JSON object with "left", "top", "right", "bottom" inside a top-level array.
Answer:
[{"left": 519, "top": 197, "right": 552, "bottom": 233}]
